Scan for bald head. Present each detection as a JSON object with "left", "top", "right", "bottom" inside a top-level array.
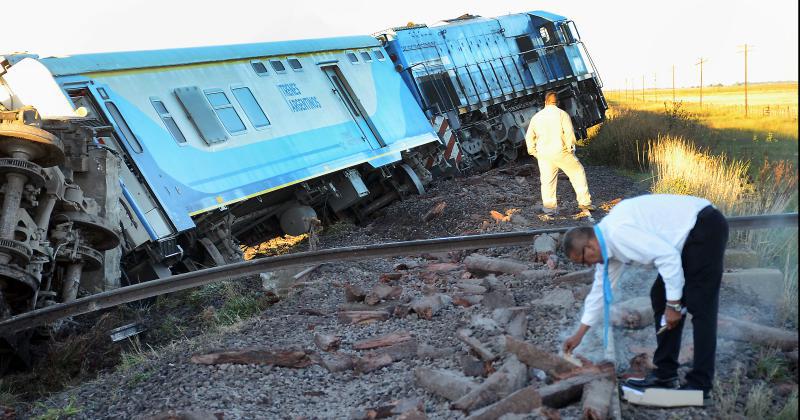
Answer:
[{"left": 544, "top": 91, "right": 558, "bottom": 105}]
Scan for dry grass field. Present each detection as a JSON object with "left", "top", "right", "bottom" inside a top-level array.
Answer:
[{"left": 592, "top": 82, "right": 798, "bottom": 166}]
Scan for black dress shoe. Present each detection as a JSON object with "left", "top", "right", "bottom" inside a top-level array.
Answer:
[{"left": 624, "top": 372, "right": 679, "bottom": 389}]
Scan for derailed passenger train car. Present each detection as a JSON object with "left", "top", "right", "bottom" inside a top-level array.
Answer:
[
  {"left": 0, "top": 36, "right": 439, "bottom": 318},
  {"left": 379, "top": 11, "right": 607, "bottom": 171}
]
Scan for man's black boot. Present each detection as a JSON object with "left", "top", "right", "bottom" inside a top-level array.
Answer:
[{"left": 624, "top": 372, "right": 679, "bottom": 389}]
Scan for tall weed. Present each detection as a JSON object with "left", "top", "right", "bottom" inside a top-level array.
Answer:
[
  {"left": 648, "top": 136, "right": 750, "bottom": 215},
  {"left": 646, "top": 138, "right": 798, "bottom": 323}
]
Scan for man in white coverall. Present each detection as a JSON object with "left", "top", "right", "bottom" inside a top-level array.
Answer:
[{"left": 525, "top": 91, "right": 593, "bottom": 214}]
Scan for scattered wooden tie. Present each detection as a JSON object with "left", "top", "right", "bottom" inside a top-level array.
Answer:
[
  {"left": 190, "top": 349, "right": 312, "bottom": 368},
  {"left": 353, "top": 331, "right": 413, "bottom": 350}
]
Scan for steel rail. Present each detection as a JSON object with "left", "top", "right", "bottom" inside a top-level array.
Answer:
[{"left": 1, "top": 212, "right": 796, "bottom": 335}]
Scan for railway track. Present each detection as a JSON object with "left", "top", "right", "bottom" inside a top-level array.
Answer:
[{"left": 0, "top": 212, "right": 796, "bottom": 335}]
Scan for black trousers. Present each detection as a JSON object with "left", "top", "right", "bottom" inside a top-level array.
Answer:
[{"left": 650, "top": 205, "right": 729, "bottom": 390}]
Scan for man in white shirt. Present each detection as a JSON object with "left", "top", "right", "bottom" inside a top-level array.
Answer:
[
  {"left": 525, "top": 91, "right": 593, "bottom": 215},
  {"left": 561, "top": 194, "right": 728, "bottom": 399}
]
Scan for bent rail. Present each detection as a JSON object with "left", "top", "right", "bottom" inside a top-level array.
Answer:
[{"left": 1, "top": 213, "right": 796, "bottom": 335}]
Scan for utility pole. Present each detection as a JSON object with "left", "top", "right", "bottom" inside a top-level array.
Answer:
[
  {"left": 738, "top": 44, "right": 753, "bottom": 117},
  {"left": 695, "top": 57, "right": 708, "bottom": 107},
  {"left": 642, "top": 75, "right": 645, "bottom": 102},
  {"left": 672, "top": 65, "right": 676, "bottom": 102}
]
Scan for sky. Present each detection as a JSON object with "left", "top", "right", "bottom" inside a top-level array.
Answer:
[{"left": 1, "top": 0, "right": 797, "bottom": 90}]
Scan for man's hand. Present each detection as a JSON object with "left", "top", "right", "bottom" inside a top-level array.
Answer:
[
  {"left": 665, "top": 306, "right": 683, "bottom": 330},
  {"left": 563, "top": 323, "right": 591, "bottom": 354},
  {"left": 563, "top": 334, "right": 583, "bottom": 354}
]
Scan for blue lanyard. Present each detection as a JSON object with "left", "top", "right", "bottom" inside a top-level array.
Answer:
[{"left": 593, "top": 225, "right": 613, "bottom": 348}]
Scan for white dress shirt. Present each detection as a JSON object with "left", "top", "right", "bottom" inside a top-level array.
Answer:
[
  {"left": 580, "top": 194, "right": 713, "bottom": 327},
  {"left": 524, "top": 104, "right": 577, "bottom": 159}
]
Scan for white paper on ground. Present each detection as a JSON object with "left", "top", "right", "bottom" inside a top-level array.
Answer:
[{"left": 621, "top": 385, "right": 704, "bottom": 407}]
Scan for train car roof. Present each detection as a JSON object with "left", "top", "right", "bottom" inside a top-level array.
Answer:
[
  {"left": 25, "top": 35, "right": 380, "bottom": 76},
  {"left": 390, "top": 10, "right": 567, "bottom": 32}
]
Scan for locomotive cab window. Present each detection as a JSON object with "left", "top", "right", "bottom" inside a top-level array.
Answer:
[
  {"left": 346, "top": 52, "right": 359, "bottom": 64},
  {"left": 204, "top": 90, "right": 247, "bottom": 134},
  {"left": 251, "top": 61, "right": 269, "bottom": 76},
  {"left": 231, "top": 87, "right": 271, "bottom": 128},
  {"left": 373, "top": 50, "right": 386, "bottom": 61},
  {"left": 360, "top": 51, "right": 372, "bottom": 62},
  {"left": 288, "top": 58, "right": 303, "bottom": 71},
  {"left": 150, "top": 98, "right": 187, "bottom": 144},
  {"left": 270, "top": 60, "right": 286, "bottom": 73},
  {"left": 539, "top": 27, "right": 550, "bottom": 43}
]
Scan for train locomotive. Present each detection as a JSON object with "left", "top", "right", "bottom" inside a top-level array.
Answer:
[
  {"left": 0, "top": 10, "right": 605, "bottom": 330},
  {"left": 379, "top": 11, "right": 607, "bottom": 171}
]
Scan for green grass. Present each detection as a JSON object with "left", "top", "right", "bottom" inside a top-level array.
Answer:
[
  {"left": 715, "top": 362, "right": 743, "bottom": 418},
  {"left": 754, "top": 348, "right": 791, "bottom": 382},
  {"left": 33, "top": 396, "right": 81, "bottom": 420},
  {"left": 215, "top": 293, "right": 266, "bottom": 326},
  {"left": 775, "top": 391, "right": 798, "bottom": 420},
  {"left": 745, "top": 382, "right": 774, "bottom": 419}
]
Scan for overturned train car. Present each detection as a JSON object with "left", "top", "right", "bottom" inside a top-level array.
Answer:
[
  {"left": 379, "top": 10, "right": 607, "bottom": 171},
  {"left": 0, "top": 36, "right": 439, "bottom": 320}
]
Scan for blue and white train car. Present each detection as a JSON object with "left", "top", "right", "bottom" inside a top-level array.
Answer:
[
  {"left": 379, "top": 11, "right": 607, "bottom": 170},
  {"left": 0, "top": 36, "right": 439, "bottom": 298}
]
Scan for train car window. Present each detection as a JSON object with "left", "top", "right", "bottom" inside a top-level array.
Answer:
[
  {"left": 347, "top": 52, "right": 359, "bottom": 64},
  {"left": 231, "top": 87, "right": 271, "bottom": 128},
  {"left": 105, "top": 101, "right": 143, "bottom": 153},
  {"left": 288, "top": 58, "right": 303, "bottom": 71},
  {"left": 203, "top": 90, "right": 246, "bottom": 134},
  {"left": 373, "top": 50, "right": 386, "bottom": 61},
  {"left": 251, "top": 61, "right": 269, "bottom": 76},
  {"left": 97, "top": 87, "right": 110, "bottom": 99},
  {"left": 150, "top": 98, "right": 187, "bottom": 144},
  {"left": 360, "top": 52, "right": 373, "bottom": 62},
  {"left": 270, "top": 60, "right": 286, "bottom": 73}
]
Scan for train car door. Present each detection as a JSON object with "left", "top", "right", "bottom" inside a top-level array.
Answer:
[{"left": 321, "top": 66, "right": 382, "bottom": 149}]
